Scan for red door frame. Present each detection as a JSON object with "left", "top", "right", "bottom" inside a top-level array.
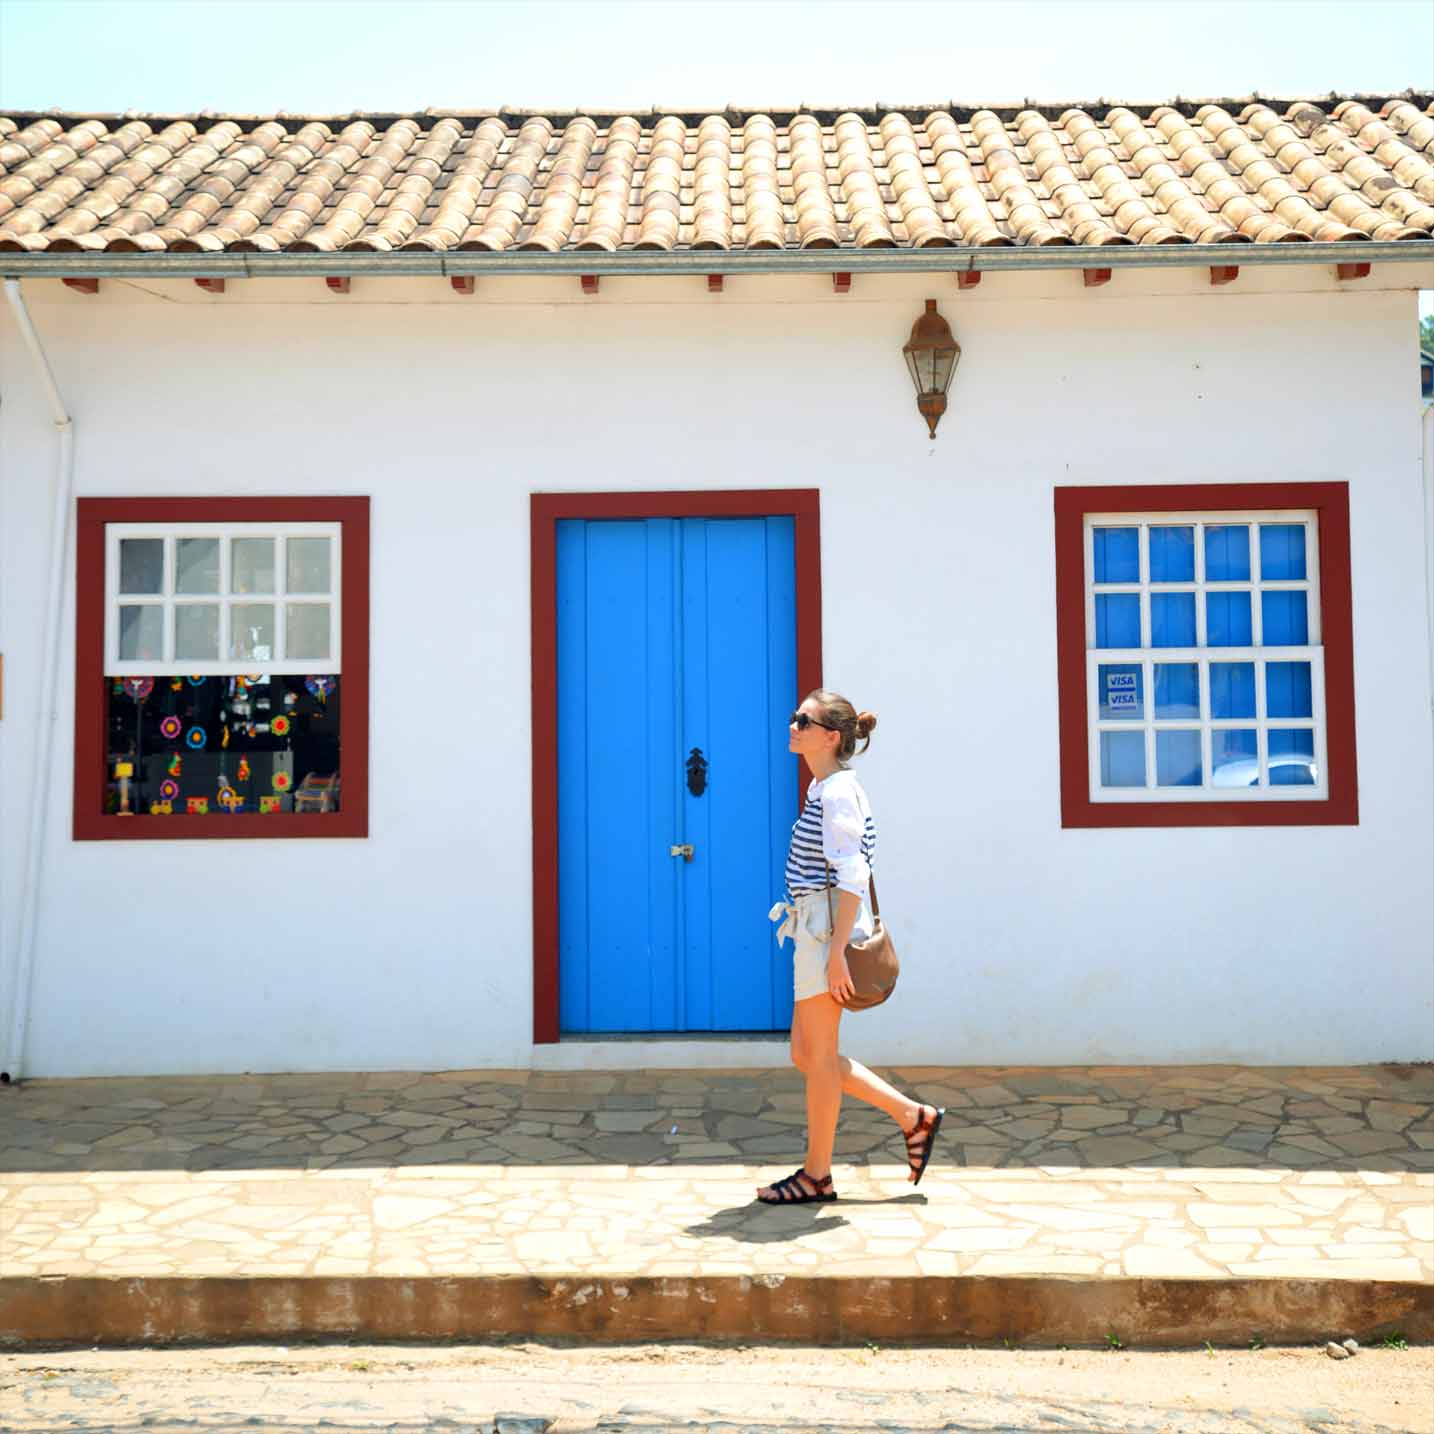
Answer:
[{"left": 530, "top": 489, "right": 823, "bottom": 1044}]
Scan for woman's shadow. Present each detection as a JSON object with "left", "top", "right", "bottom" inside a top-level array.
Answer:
[{"left": 686, "top": 1191, "right": 927, "bottom": 1245}]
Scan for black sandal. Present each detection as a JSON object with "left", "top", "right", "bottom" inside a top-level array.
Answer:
[
  {"left": 903, "top": 1104, "right": 944, "bottom": 1186},
  {"left": 757, "top": 1168, "right": 837, "bottom": 1204}
]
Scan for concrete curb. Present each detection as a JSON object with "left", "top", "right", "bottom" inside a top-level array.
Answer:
[{"left": 2, "top": 1275, "right": 1430, "bottom": 1350}]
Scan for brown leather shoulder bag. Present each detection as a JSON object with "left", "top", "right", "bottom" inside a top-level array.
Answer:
[{"left": 826, "top": 867, "right": 899, "bottom": 1011}]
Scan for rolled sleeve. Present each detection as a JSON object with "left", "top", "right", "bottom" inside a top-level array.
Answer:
[{"left": 821, "top": 781, "right": 871, "bottom": 896}]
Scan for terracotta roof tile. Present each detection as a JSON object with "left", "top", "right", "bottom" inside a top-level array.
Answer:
[{"left": 3, "top": 98, "right": 1431, "bottom": 256}]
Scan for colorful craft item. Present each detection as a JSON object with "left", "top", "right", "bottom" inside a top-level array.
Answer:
[
  {"left": 160, "top": 716, "right": 182, "bottom": 740},
  {"left": 185, "top": 726, "right": 207, "bottom": 749},
  {"left": 237, "top": 757, "right": 251, "bottom": 783},
  {"left": 159, "top": 779, "right": 180, "bottom": 801},
  {"left": 221, "top": 724, "right": 231, "bottom": 748},
  {"left": 305, "top": 676, "right": 336, "bottom": 704},
  {"left": 272, "top": 770, "right": 292, "bottom": 792},
  {"left": 111, "top": 679, "right": 125, "bottom": 696},
  {"left": 122, "top": 677, "right": 155, "bottom": 701},
  {"left": 187, "top": 675, "right": 206, "bottom": 687},
  {"left": 186, "top": 797, "right": 210, "bottom": 815},
  {"left": 167, "top": 753, "right": 182, "bottom": 777},
  {"left": 259, "top": 795, "right": 281, "bottom": 814},
  {"left": 149, "top": 801, "right": 172, "bottom": 815},
  {"left": 246, "top": 674, "right": 262, "bottom": 684},
  {"left": 271, "top": 715, "right": 291, "bottom": 737},
  {"left": 113, "top": 760, "right": 133, "bottom": 778},
  {"left": 216, "top": 785, "right": 240, "bottom": 811},
  {"left": 284, "top": 691, "right": 298, "bottom": 707}
]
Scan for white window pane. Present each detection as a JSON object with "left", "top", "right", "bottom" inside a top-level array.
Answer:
[
  {"left": 174, "top": 604, "right": 220, "bottom": 661},
  {"left": 176, "top": 537, "right": 220, "bottom": 594},
  {"left": 119, "top": 538, "right": 164, "bottom": 594},
  {"left": 230, "top": 602, "right": 275, "bottom": 661},
  {"left": 118, "top": 604, "right": 164, "bottom": 660},
  {"left": 285, "top": 603, "right": 331, "bottom": 660},
  {"left": 287, "top": 537, "right": 331, "bottom": 594},
  {"left": 231, "top": 538, "right": 275, "bottom": 594}
]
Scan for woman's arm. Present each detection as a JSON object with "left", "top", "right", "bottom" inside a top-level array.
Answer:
[{"left": 827, "top": 888, "right": 860, "bottom": 1004}]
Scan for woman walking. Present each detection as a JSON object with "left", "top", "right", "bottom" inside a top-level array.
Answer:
[{"left": 757, "top": 689, "right": 943, "bottom": 1205}]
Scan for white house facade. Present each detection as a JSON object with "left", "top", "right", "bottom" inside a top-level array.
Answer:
[{"left": 1, "top": 99, "right": 1432, "bottom": 1079}]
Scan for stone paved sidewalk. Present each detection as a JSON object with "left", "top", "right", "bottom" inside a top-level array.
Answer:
[{"left": 3, "top": 1064, "right": 1430, "bottom": 1286}]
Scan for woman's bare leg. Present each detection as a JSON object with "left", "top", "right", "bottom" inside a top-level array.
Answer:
[{"left": 796, "top": 992, "right": 844, "bottom": 1179}]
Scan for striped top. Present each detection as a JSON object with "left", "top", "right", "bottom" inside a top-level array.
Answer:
[{"left": 784, "top": 769, "right": 876, "bottom": 899}]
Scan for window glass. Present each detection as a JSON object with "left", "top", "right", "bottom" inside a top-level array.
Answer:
[
  {"left": 1099, "top": 731, "right": 1145, "bottom": 787},
  {"left": 1259, "top": 524, "right": 1306, "bottom": 581},
  {"left": 230, "top": 603, "right": 275, "bottom": 662},
  {"left": 1205, "top": 525, "right": 1251, "bottom": 582},
  {"left": 1095, "top": 593, "right": 1140, "bottom": 648},
  {"left": 1098, "top": 664, "right": 1143, "bottom": 720},
  {"left": 118, "top": 605, "right": 164, "bottom": 661},
  {"left": 286, "top": 603, "right": 331, "bottom": 661},
  {"left": 1093, "top": 527, "right": 1139, "bottom": 583},
  {"left": 1206, "top": 591, "right": 1252, "bottom": 646},
  {"left": 1261, "top": 591, "right": 1309, "bottom": 646},
  {"left": 286, "top": 537, "right": 332, "bottom": 594},
  {"left": 1149, "top": 526, "right": 1194, "bottom": 582},
  {"left": 106, "top": 674, "right": 341, "bottom": 817},
  {"left": 1156, "top": 729, "right": 1202, "bottom": 787},
  {"left": 1269, "top": 729, "right": 1316, "bottom": 786},
  {"left": 174, "top": 604, "right": 219, "bottom": 662},
  {"left": 1209, "top": 662, "right": 1256, "bottom": 719},
  {"left": 1154, "top": 663, "right": 1199, "bottom": 719},
  {"left": 1211, "top": 729, "right": 1258, "bottom": 787},
  {"left": 1150, "top": 592, "right": 1196, "bottom": 647},
  {"left": 1266, "top": 662, "right": 1313, "bottom": 720},
  {"left": 231, "top": 538, "right": 276, "bottom": 595},
  {"left": 175, "top": 538, "right": 219, "bottom": 594},
  {"left": 119, "top": 538, "right": 164, "bottom": 594}
]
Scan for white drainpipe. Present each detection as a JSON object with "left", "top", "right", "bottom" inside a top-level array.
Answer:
[{"left": 2, "top": 278, "right": 75, "bottom": 1085}]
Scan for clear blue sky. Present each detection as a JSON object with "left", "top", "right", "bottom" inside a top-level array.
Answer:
[{"left": 2, "top": 0, "right": 1431, "bottom": 114}]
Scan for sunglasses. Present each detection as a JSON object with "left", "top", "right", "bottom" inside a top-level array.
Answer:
[{"left": 790, "top": 711, "right": 838, "bottom": 732}]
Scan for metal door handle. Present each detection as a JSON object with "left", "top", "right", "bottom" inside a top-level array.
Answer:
[{"left": 669, "top": 844, "right": 695, "bottom": 861}]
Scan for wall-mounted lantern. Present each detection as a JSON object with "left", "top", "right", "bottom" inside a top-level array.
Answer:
[{"left": 903, "top": 299, "right": 961, "bottom": 438}]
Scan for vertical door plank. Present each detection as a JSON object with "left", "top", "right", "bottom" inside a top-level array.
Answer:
[
  {"left": 679, "top": 518, "right": 713, "bottom": 1029},
  {"left": 558, "top": 519, "right": 679, "bottom": 1032},
  {"left": 556, "top": 520, "right": 591, "bottom": 1031},
  {"left": 765, "top": 516, "right": 799, "bottom": 1027}
]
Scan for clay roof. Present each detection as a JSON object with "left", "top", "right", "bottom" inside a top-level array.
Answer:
[{"left": 2, "top": 96, "right": 1433, "bottom": 256}]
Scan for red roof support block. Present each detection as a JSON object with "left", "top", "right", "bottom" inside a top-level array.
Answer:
[
  {"left": 707, "top": 274, "right": 724, "bottom": 293},
  {"left": 62, "top": 278, "right": 98, "bottom": 295},
  {"left": 1082, "top": 268, "right": 1112, "bottom": 288},
  {"left": 325, "top": 277, "right": 350, "bottom": 295},
  {"left": 580, "top": 274, "right": 599, "bottom": 295},
  {"left": 450, "top": 276, "right": 475, "bottom": 296},
  {"left": 1336, "top": 262, "right": 1371, "bottom": 281},
  {"left": 194, "top": 278, "right": 226, "bottom": 294},
  {"left": 832, "top": 272, "right": 852, "bottom": 294},
  {"left": 1209, "top": 266, "right": 1239, "bottom": 286},
  {"left": 955, "top": 271, "right": 981, "bottom": 290}
]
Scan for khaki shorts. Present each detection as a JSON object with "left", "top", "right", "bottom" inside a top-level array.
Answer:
[{"left": 769, "top": 888, "right": 875, "bottom": 1004}]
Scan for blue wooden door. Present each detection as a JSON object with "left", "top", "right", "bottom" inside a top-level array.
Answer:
[{"left": 557, "top": 516, "right": 797, "bottom": 1033}]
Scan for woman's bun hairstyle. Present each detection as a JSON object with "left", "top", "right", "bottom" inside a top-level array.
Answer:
[{"left": 806, "top": 690, "right": 877, "bottom": 761}]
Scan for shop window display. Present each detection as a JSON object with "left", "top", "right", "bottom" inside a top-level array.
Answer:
[{"left": 105, "top": 673, "right": 341, "bottom": 818}]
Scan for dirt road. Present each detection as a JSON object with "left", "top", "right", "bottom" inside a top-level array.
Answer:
[{"left": 3, "top": 1339, "right": 1430, "bottom": 1432}]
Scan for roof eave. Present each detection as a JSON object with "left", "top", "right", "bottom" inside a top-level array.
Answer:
[{"left": 3, "top": 241, "right": 1432, "bottom": 280}]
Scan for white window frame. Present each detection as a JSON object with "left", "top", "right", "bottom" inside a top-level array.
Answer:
[
  {"left": 1084, "top": 508, "right": 1327, "bottom": 803},
  {"left": 105, "top": 522, "right": 343, "bottom": 677}
]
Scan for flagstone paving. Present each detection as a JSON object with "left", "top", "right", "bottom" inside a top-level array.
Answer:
[{"left": 2, "top": 1065, "right": 1430, "bottom": 1284}]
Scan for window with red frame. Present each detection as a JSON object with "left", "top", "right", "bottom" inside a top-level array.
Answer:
[
  {"left": 1054, "top": 484, "right": 1357, "bottom": 829},
  {"left": 75, "top": 498, "right": 368, "bottom": 840}
]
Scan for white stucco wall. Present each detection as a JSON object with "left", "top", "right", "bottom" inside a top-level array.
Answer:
[{"left": 2, "top": 263, "right": 1432, "bottom": 1077}]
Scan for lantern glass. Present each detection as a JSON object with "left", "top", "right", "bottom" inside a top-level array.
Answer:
[{"left": 932, "top": 344, "right": 959, "bottom": 395}]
